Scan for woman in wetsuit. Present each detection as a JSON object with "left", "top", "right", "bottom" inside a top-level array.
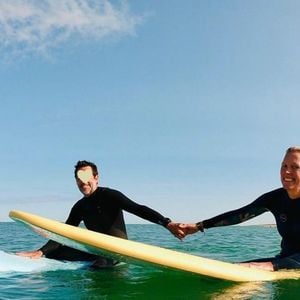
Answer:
[
  {"left": 181, "top": 146, "right": 300, "bottom": 271},
  {"left": 17, "top": 160, "right": 184, "bottom": 267}
]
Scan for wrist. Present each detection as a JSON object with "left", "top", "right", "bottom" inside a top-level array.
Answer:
[
  {"left": 196, "top": 221, "right": 204, "bottom": 232},
  {"left": 164, "top": 218, "right": 172, "bottom": 228}
]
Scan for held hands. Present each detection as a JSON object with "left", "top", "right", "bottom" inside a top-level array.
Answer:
[
  {"left": 167, "top": 222, "right": 186, "bottom": 240},
  {"left": 16, "top": 250, "right": 43, "bottom": 259},
  {"left": 167, "top": 222, "right": 204, "bottom": 240},
  {"left": 179, "top": 222, "right": 204, "bottom": 235}
]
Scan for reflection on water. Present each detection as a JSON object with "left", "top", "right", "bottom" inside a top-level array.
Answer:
[{"left": 212, "top": 282, "right": 271, "bottom": 300}]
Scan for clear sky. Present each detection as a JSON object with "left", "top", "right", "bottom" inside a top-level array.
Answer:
[{"left": 0, "top": 0, "right": 299, "bottom": 225}]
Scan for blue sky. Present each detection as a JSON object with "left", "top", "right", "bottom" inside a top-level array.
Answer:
[{"left": 0, "top": 0, "right": 300, "bottom": 225}]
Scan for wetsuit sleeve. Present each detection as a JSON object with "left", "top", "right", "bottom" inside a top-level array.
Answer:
[
  {"left": 111, "top": 190, "right": 171, "bottom": 227},
  {"left": 65, "top": 202, "right": 83, "bottom": 226},
  {"left": 201, "top": 197, "right": 269, "bottom": 229},
  {"left": 39, "top": 203, "right": 83, "bottom": 255},
  {"left": 39, "top": 240, "right": 61, "bottom": 255}
]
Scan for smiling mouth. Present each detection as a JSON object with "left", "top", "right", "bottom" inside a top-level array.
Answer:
[{"left": 283, "top": 178, "right": 295, "bottom": 185}]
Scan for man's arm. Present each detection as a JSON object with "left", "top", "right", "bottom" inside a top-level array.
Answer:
[
  {"left": 17, "top": 238, "right": 62, "bottom": 258},
  {"left": 112, "top": 190, "right": 185, "bottom": 239},
  {"left": 17, "top": 204, "right": 82, "bottom": 258}
]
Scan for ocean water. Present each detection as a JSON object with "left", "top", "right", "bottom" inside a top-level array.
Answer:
[{"left": 1, "top": 222, "right": 300, "bottom": 300}]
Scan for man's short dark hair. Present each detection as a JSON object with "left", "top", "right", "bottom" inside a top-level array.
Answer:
[{"left": 74, "top": 160, "right": 98, "bottom": 178}]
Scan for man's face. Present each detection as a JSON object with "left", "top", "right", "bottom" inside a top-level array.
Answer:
[{"left": 76, "top": 166, "right": 98, "bottom": 196}]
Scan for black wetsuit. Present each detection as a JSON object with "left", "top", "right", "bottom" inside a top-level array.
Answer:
[
  {"left": 40, "top": 187, "right": 171, "bottom": 266},
  {"left": 198, "top": 188, "right": 300, "bottom": 270}
]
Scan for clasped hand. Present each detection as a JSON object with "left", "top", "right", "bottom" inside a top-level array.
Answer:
[{"left": 167, "top": 222, "right": 202, "bottom": 240}]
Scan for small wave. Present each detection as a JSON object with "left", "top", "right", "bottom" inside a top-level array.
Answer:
[{"left": 0, "top": 250, "right": 87, "bottom": 274}]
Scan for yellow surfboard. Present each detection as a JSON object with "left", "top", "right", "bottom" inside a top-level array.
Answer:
[{"left": 9, "top": 210, "right": 300, "bottom": 282}]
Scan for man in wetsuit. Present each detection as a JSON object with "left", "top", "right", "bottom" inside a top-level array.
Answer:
[
  {"left": 180, "top": 146, "right": 300, "bottom": 271},
  {"left": 17, "top": 160, "right": 184, "bottom": 267}
]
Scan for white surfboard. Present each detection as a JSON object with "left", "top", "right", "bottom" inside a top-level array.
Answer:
[{"left": 9, "top": 210, "right": 300, "bottom": 282}]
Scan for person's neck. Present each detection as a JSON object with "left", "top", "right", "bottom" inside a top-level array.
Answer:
[
  {"left": 84, "top": 187, "right": 98, "bottom": 198},
  {"left": 287, "top": 191, "right": 300, "bottom": 200}
]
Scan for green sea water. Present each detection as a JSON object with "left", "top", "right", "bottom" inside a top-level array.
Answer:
[{"left": 1, "top": 222, "right": 300, "bottom": 299}]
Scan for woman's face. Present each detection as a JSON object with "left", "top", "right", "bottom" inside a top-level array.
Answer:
[{"left": 280, "top": 151, "right": 300, "bottom": 198}]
